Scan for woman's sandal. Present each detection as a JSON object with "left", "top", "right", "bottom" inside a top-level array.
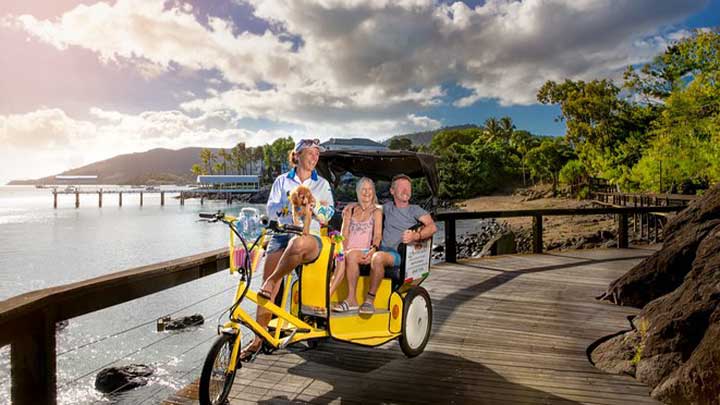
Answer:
[
  {"left": 332, "top": 300, "right": 359, "bottom": 313},
  {"left": 238, "top": 342, "right": 262, "bottom": 363},
  {"left": 257, "top": 280, "right": 275, "bottom": 300}
]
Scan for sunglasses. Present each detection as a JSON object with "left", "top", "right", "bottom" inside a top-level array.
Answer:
[{"left": 299, "top": 139, "right": 320, "bottom": 147}]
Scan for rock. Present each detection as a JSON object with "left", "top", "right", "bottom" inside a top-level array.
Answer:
[
  {"left": 480, "top": 231, "right": 516, "bottom": 256},
  {"left": 591, "top": 330, "right": 640, "bottom": 376},
  {"left": 95, "top": 364, "right": 153, "bottom": 393},
  {"left": 600, "top": 184, "right": 720, "bottom": 307},
  {"left": 164, "top": 314, "right": 204, "bottom": 331},
  {"left": 591, "top": 182, "right": 720, "bottom": 405}
]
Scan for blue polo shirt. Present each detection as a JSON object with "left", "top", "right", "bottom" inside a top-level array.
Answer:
[{"left": 266, "top": 169, "right": 335, "bottom": 235}]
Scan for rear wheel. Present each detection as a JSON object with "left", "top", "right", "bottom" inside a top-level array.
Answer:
[
  {"left": 199, "top": 333, "right": 238, "bottom": 405},
  {"left": 400, "top": 287, "right": 432, "bottom": 357}
]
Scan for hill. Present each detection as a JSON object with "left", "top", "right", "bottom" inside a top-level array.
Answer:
[
  {"left": 8, "top": 147, "right": 217, "bottom": 185},
  {"left": 385, "top": 124, "right": 480, "bottom": 146}
]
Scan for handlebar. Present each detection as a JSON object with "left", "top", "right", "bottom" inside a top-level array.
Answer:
[{"left": 198, "top": 211, "right": 303, "bottom": 235}]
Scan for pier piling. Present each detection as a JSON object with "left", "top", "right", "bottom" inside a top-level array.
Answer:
[
  {"left": 119, "top": 192, "right": 122, "bottom": 207},
  {"left": 53, "top": 192, "right": 57, "bottom": 209},
  {"left": 75, "top": 192, "right": 80, "bottom": 208},
  {"left": 160, "top": 192, "right": 165, "bottom": 206},
  {"left": 140, "top": 192, "right": 143, "bottom": 206},
  {"left": 98, "top": 191, "right": 102, "bottom": 208}
]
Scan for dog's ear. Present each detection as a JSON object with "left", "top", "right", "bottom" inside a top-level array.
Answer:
[{"left": 289, "top": 190, "right": 299, "bottom": 206}]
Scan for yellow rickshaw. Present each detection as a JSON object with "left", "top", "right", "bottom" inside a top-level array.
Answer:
[{"left": 198, "top": 151, "right": 439, "bottom": 405}]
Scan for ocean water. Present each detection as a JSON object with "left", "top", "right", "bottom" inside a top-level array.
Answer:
[
  {"left": 0, "top": 186, "right": 265, "bottom": 404},
  {"left": 0, "top": 185, "right": 482, "bottom": 404}
]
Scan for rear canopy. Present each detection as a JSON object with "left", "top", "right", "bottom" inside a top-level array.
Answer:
[{"left": 316, "top": 150, "right": 439, "bottom": 196}]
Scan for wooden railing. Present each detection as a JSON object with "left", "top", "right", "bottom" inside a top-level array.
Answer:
[
  {"left": 435, "top": 206, "right": 687, "bottom": 263},
  {"left": 0, "top": 248, "right": 229, "bottom": 404}
]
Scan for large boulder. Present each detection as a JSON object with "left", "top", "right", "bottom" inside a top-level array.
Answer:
[
  {"left": 592, "top": 183, "right": 720, "bottom": 404},
  {"left": 600, "top": 184, "right": 720, "bottom": 307},
  {"left": 95, "top": 364, "right": 153, "bottom": 393}
]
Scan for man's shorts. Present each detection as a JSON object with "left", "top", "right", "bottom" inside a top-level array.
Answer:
[
  {"left": 266, "top": 233, "right": 323, "bottom": 262},
  {"left": 379, "top": 246, "right": 402, "bottom": 267}
]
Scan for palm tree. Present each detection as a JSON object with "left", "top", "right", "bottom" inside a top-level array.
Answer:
[
  {"left": 199, "top": 148, "right": 216, "bottom": 175},
  {"left": 217, "top": 148, "right": 232, "bottom": 175},
  {"left": 232, "top": 143, "right": 247, "bottom": 174},
  {"left": 483, "top": 117, "right": 502, "bottom": 142},
  {"left": 499, "top": 116, "right": 515, "bottom": 144}
]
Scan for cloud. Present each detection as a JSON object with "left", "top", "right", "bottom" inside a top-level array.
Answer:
[{"left": 2, "top": 0, "right": 707, "bottom": 132}]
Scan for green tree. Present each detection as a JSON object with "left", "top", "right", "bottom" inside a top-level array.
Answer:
[
  {"left": 499, "top": 116, "right": 515, "bottom": 144},
  {"left": 509, "top": 130, "right": 538, "bottom": 186},
  {"left": 537, "top": 79, "right": 653, "bottom": 189},
  {"left": 191, "top": 163, "right": 205, "bottom": 177},
  {"left": 483, "top": 117, "right": 503, "bottom": 142},
  {"left": 263, "top": 137, "right": 295, "bottom": 182},
  {"left": 199, "top": 148, "right": 216, "bottom": 175},
  {"left": 388, "top": 137, "right": 413, "bottom": 150},
  {"left": 525, "top": 138, "right": 575, "bottom": 194},
  {"left": 232, "top": 143, "right": 247, "bottom": 174},
  {"left": 429, "top": 128, "right": 481, "bottom": 152},
  {"left": 217, "top": 148, "right": 231, "bottom": 175}
]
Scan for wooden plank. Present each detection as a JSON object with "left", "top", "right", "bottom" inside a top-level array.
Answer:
[{"left": 166, "top": 248, "right": 659, "bottom": 405}]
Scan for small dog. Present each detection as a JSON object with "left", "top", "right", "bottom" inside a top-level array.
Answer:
[{"left": 289, "top": 185, "right": 315, "bottom": 235}]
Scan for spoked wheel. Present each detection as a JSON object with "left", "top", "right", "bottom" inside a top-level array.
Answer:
[
  {"left": 400, "top": 286, "right": 432, "bottom": 357},
  {"left": 199, "top": 333, "right": 238, "bottom": 405}
]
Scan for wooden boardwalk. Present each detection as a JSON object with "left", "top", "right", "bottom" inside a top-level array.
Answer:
[{"left": 166, "top": 248, "right": 659, "bottom": 405}]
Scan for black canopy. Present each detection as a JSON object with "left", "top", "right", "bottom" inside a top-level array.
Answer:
[{"left": 316, "top": 150, "right": 439, "bottom": 196}]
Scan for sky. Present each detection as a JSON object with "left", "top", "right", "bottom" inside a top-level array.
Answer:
[{"left": 1, "top": 0, "right": 719, "bottom": 184}]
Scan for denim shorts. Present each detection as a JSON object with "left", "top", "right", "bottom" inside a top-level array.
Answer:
[
  {"left": 266, "top": 234, "right": 323, "bottom": 262},
  {"left": 379, "top": 246, "right": 402, "bottom": 267}
]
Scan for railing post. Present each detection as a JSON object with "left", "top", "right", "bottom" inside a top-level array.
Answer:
[
  {"left": 618, "top": 213, "right": 629, "bottom": 248},
  {"left": 161, "top": 192, "right": 165, "bottom": 206},
  {"left": 53, "top": 191, "right": 57, "bottom": 209},
  {"left": 533, "top": 215, "right": 543, "bottom": 254},
  {"left": 11, "top": 315, "right": 57, "bottom": 404},
  {"left": 140, "top": 192, "right": 144, "bottom": 206},
  {"left": 445, "top": 219, "right": 456, "bottom": 263},
  {"left": 75, "top": 192, "right": 80, "bottom": 208}
]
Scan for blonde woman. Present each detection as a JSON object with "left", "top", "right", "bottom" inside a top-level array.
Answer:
[{"left": 330, "top": 177, "right": 383, "bottom": 312}]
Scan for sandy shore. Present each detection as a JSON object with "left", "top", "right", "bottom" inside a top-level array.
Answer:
[{"left": 457, "top": 193, "right": 617, "bottom": 250}]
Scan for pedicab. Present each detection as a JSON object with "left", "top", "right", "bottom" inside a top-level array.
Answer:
[{"left": 197, "top": 150, "right": 440, "bottom": 405}]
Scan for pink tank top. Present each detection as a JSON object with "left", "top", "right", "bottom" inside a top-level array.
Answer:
[{"left": 345, "top": 207, "right": 375, "bottom": 250}]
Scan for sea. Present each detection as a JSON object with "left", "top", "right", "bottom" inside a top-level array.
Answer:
[{"left": 0, "top": 185, "right": 481, "bottom": 404}]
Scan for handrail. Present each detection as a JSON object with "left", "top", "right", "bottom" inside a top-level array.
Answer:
[
  {"left": 0, "top": 247, "right": 229, "bottom": 404},
  {"left": 435, "top": 205, "right": 687, "bottom": 263}
]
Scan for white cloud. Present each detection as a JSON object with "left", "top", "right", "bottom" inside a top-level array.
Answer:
[{"left": 1, "top": 0, "right": 706, "bottom": 142}]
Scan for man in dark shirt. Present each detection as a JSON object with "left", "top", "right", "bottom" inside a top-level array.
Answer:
[{"left": 360, "top": 174, "right": 437, "bottom": 315}]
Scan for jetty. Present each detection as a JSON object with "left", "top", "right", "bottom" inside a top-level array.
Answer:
[{"left": 49, "top": 175, "right": 260, "bottom": 208}]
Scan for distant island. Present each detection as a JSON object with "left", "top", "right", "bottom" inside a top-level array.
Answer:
[
  {"left": 7, "top": 125, "right": 474, "bottom": 186},
  {"left": 8, "top": 147, "right": 216, "bottom": 186}
]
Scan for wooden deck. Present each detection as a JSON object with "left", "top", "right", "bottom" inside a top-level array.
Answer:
[{"left": 166, "top": 248, "right": 659, "bottom": 405}]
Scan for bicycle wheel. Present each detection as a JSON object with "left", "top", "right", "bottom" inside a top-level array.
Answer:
[{"left": 199, "top": 334, "right": 238, "bottom": 405}]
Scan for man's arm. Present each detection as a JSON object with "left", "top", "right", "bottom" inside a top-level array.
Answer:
[{"left": 414, "top": 214, "right": 437, "bottom": 242}]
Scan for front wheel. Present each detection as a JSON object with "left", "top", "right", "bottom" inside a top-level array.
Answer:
[
  {"left": 199, "top": 333, "right": 238, "bottom": 405},
  {"left": 400, "top": 287, "right": 432, "bottom": 358}
]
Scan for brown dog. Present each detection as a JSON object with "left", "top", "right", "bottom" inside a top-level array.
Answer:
[{"left": 289, "top": 185, "right": 315, "bottom": 235}]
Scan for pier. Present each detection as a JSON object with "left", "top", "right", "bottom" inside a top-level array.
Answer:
[{"left": 51, "top": 187, "right": 259, "bottom": 208}]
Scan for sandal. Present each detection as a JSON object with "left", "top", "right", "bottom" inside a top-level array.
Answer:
[
  {"left": 332, "top": 300, "right": 359, "bottom": 313},
  {"left": 238, "top": 342, "right": 262, "bottom": 363},
  {"left": 358, "top": 301, "right": 375, "bottom": 315},
  {"left": 257, "top": 280, "right": 275, "bottom": 300}
]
